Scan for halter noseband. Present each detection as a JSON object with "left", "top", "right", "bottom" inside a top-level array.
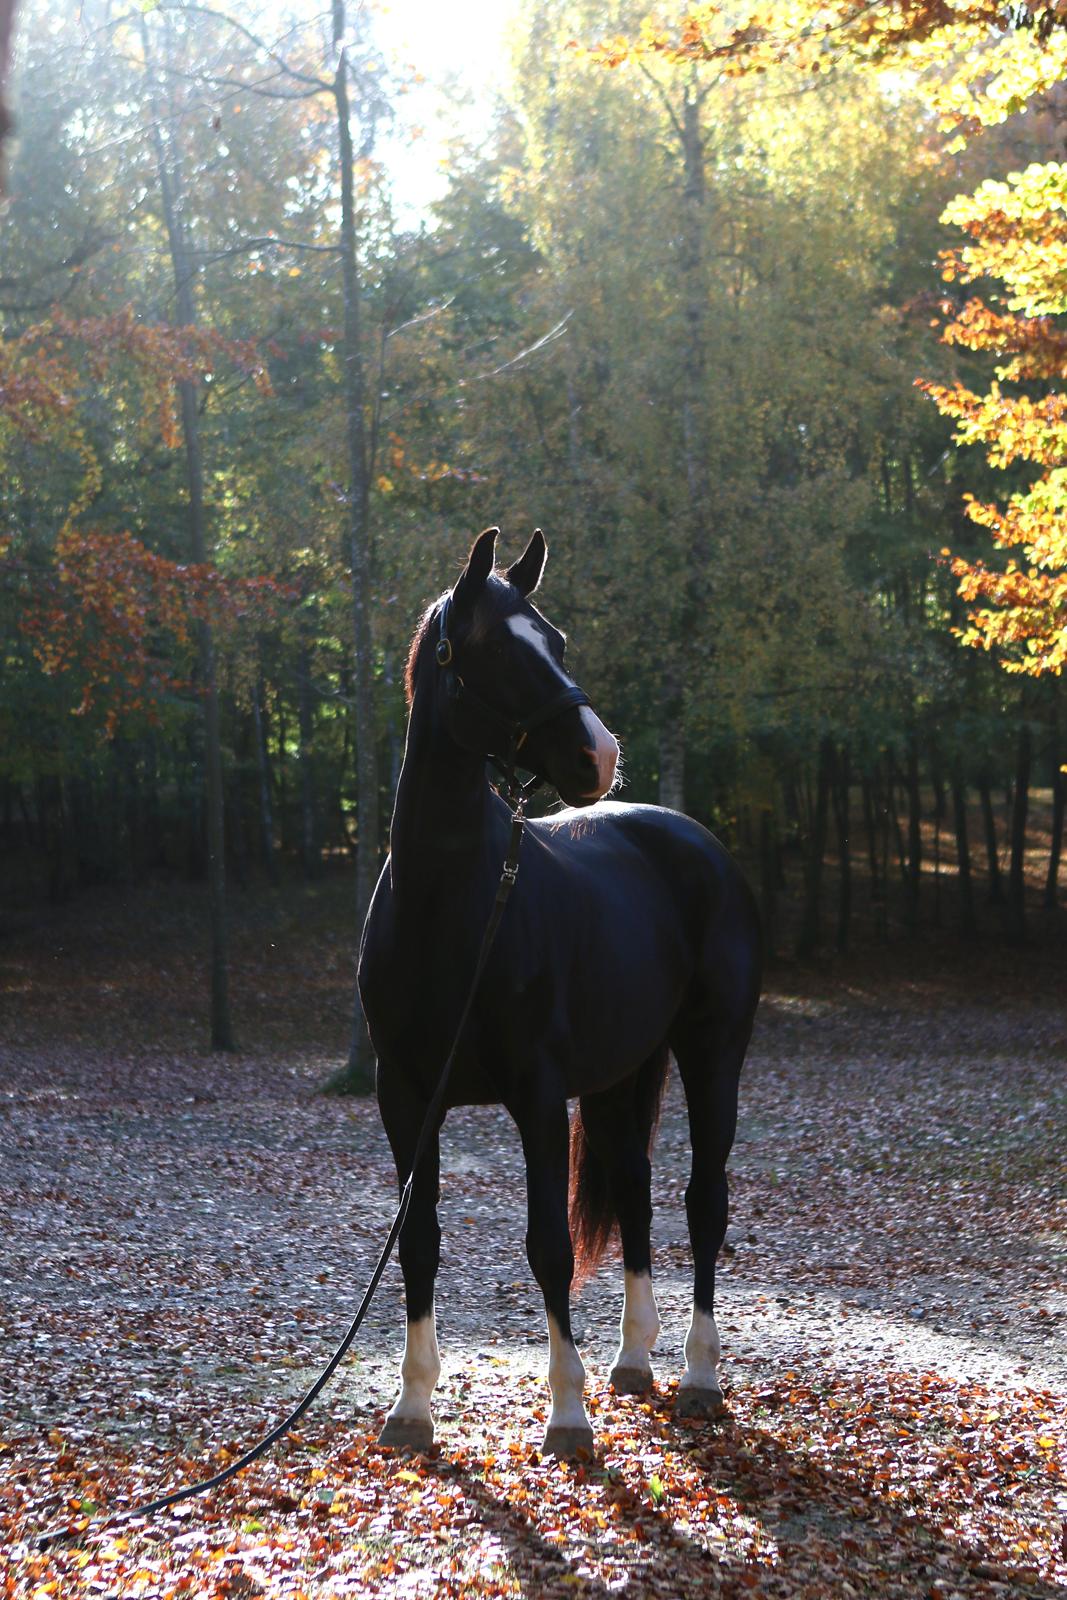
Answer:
[{"left": 435, "top": 593, "right": 592, "bottom": 786}]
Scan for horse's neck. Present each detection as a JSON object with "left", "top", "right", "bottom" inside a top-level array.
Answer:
[{"left": 388, "top": 671, "right": 492, "bottom": 897}]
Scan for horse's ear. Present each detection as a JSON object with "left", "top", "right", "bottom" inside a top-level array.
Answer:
[
  {"left": 506, "top": 528, "right": 547, "bottom": 597},
  {"left": 453, "top": 526, "right": 499, "bottom": 611}
]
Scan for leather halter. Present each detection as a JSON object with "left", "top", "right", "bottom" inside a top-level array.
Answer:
[{"left": 435, "top": 592, "right": 591, "bottom": 785}]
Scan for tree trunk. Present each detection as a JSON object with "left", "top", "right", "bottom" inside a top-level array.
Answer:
[
  {"left": 1007, "top": 723, "right": 1031, "bottom": 945},
  {"left": 1045, "top": 759, "right": 1064, "bottom": 911},
  {"left": 276, "top": 699, "right": 289, "bottom": 853},
  {"left": 952, "top": 773, "right": 975, "bottom": 935},
  {"left": 381, "top": 650, "right": 403, "bottom": 813},
  {"left": 40, "top": 772, "right": 71, "bottom": 904},
  {"left": 886, "top": 753, "right": 909, "bottom": 892},
  {"left": 122, "top": 741, "right": 141, "bottom": 884},
  {"left": 797, "top": 736, "right": 832, "bottom": 957},
  {"left": 656, "top": 83, "right": 712, "bottom": 815},
  {"left": 759, "top": 807, "right": 777, "bottom": 958},
  {"left": 657, "top": 666, "right": 686, "bottom": 813},
  {"left": 252, "top": 674, "right": 279, "bottom": 885},
  {"left": 931, "top": 745, "right": 945, "bottom": 928},
  {"left": 69, "top": 767, "right": 90, "bottom": 888},
  {"left": 180, "top": 724, "right": 206, "bottom": 880},
  {"left": 297, "top": 640, "right": 319, "bottom": 879},
  {"left": 107, "top": 756, "right": 123, "bottom": 884},
  {"left": 978, "top": 773, "right": 1004, "bottom": 905},
  {"left": 144, "top": 735, "right": 162, "bottom": 870},
  {"left": 329, "top": 0, "right": 381, "bottom": 1093},
  {"left": 905, "top": 733, "right": 922, "bottom": 932},
  {"left": 17, "top": 780, "right": 36, "bottom": 849},
  {"left": 832, "top": 744, "right": 851, "bottom": 953},
  {"left": 146, "top": 16, "right": 234, "bottom": 1050},
  {"left": 1044, "top": 698, "right": 1064, "bottom": 912},
  {"left": 679, "top": 84, "right": 710, "bottom": 572},
  {"left": 862, "top": 769, "right": 887, "bottom": 942},
  {"left": 228, "top": 749, "right": 248, "bottom": 892}
]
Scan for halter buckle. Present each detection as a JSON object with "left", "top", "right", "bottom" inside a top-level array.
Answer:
[{"left": 435, "top": 638, "right": 453, "bottom": 667}]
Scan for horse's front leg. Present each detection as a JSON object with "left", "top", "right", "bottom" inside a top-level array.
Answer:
[
  {"left": 511, "top": 1084, "right": 593, "bottom": 1458},
  {"left": 378, "top": 1068, "right": 443, "bottom": 1450}
]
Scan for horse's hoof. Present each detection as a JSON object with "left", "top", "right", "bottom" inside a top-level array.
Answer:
[
  {"left": 674, "top": 1386, "right": 725, "bottom": 1420},
  {"left": 541, "top": 1423, "right": 595, "bottom": 1458},
  {"left": 610, "top": 1365, "right": 654, "bottom": 1395},
  {"left": 378, "top": 1415, "right": 434, "bottom": 1450}
]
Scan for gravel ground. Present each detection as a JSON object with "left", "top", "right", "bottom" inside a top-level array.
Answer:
[
  {"left": 3, "top": 882, "right": 1066, "bottom": 1597},
  {"left": 3, "top": 986, "right": 1063, "bottom": 1440}
]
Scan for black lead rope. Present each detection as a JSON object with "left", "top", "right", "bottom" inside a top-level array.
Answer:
[{"left": 34, "top": 786, "right": 531, "bottom": 1553}]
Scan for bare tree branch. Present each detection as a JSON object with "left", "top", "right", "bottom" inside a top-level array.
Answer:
[
  {"left": 466, "top": 311, "right": 573, "bottom": 382},
  {"left": 156, "top": 2, "right": 331, "bottom": 91},
  {"left": 191, "top": 236, "right": 341, "bottom": 264},
  {"left": 386, "top": 295, "right": 455, "bottom": 340}
]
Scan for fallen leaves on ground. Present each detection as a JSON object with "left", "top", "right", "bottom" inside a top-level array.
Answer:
[
  {"left": 1, "top": 881, "right": 1065, "bottom": 1596},
  {"left": 4, "top": 1370, "right": 1066, "bottom": 1598}
]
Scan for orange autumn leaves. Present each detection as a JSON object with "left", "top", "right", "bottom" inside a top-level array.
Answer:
[
  {"left": 582, "top": 3, "right": 1067, "bottom": 78},
  {"left": 10, "top": 1370, "right": 1066, "bottom": 1597},
  {"left": 18, "top": 528, "right": 280, "bottom": 736},
  {"left": 923, "top": 162, "right": 1067, "bottom": 675},
  {"left": 1, "top": 310, "right": 282, "bottom": 732},
  {"left": 2, "top": 309, "right": 271, "bottom": 458}
]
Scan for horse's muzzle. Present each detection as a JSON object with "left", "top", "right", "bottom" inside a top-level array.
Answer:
[{"left": 578, "top": 709, "right": 619, "bottom": 801}]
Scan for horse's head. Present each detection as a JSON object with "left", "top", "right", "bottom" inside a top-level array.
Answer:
[{"left": 436, "top": 527, "right": 619, "bottom": 807}]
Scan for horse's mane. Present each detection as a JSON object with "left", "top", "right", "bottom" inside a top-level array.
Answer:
[{"left": 404, "top": 601, "right": 440, "bottom": 707}]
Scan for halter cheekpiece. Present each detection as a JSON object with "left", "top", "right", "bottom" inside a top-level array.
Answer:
[{"left": 435, "top": 592, "right": 592, "bottom": 795}]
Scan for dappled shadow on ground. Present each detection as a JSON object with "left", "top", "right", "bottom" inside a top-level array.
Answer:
[
  {"left": 9, "top": 1372, "right": 1066, "bottom": 1600},
  {"left": 365, "top": 1384, "right": 1067, "bottom": 1600}
]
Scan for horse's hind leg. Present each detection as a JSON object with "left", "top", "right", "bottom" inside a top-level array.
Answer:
[
  {"left": 377, "top": 1068, "right": 444, "bottom": 1450},
  {"left": 575, "top": 1055, "right": 666, "bottom": 1395},
  {"left": 672, "top": 1011, "right": 754, "bottom": 1418}
]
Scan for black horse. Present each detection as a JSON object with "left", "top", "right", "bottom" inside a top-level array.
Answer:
[{"left": 358, "top": 528, "right": 762, "bottom": 1456}]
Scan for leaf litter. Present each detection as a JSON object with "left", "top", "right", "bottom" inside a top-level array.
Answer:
[{"left": 1, "top": 888, "right": 1066, "bottom": 1598}]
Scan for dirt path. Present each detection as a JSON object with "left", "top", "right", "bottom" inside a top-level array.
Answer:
[{"left": 3, "top": 967, "right": 1066, "bottom": 1597}]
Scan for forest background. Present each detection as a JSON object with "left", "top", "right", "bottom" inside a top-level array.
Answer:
[{"left": 2, "top": 0, "right": 1066, "bottom": 1079}]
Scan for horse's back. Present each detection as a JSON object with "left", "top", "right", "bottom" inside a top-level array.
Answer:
[
  {"left": 532, "top": 800, "right": 751, "bottom": 920},
  {"left": 529, "top": 800, "right": 762, "bottom": 1028}
]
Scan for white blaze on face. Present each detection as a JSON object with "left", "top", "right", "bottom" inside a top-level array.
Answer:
[
  {"left": 506, "top": 613, "right": 558, "bottom": 666},
  {"left": 505, "top": 614, "right": 619, "bottom": 800}
]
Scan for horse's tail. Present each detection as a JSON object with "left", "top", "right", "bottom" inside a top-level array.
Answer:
[{"left": 568, "top": 1043, "right": 671, "bottom": 1289}]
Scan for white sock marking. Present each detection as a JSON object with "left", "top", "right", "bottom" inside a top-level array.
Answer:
[
  {"left": 614, "top": 1270, "right": 660, "bottom": 1374},
  {"left": 680, "top": 1306, "right": 722, "bottom": 1393},
  {"left": 385, "top": 1311, "right": 441, "bottom": 1427},
  {"left": 546, "top": 1312, "right": 589, "bottom": 1434}
]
